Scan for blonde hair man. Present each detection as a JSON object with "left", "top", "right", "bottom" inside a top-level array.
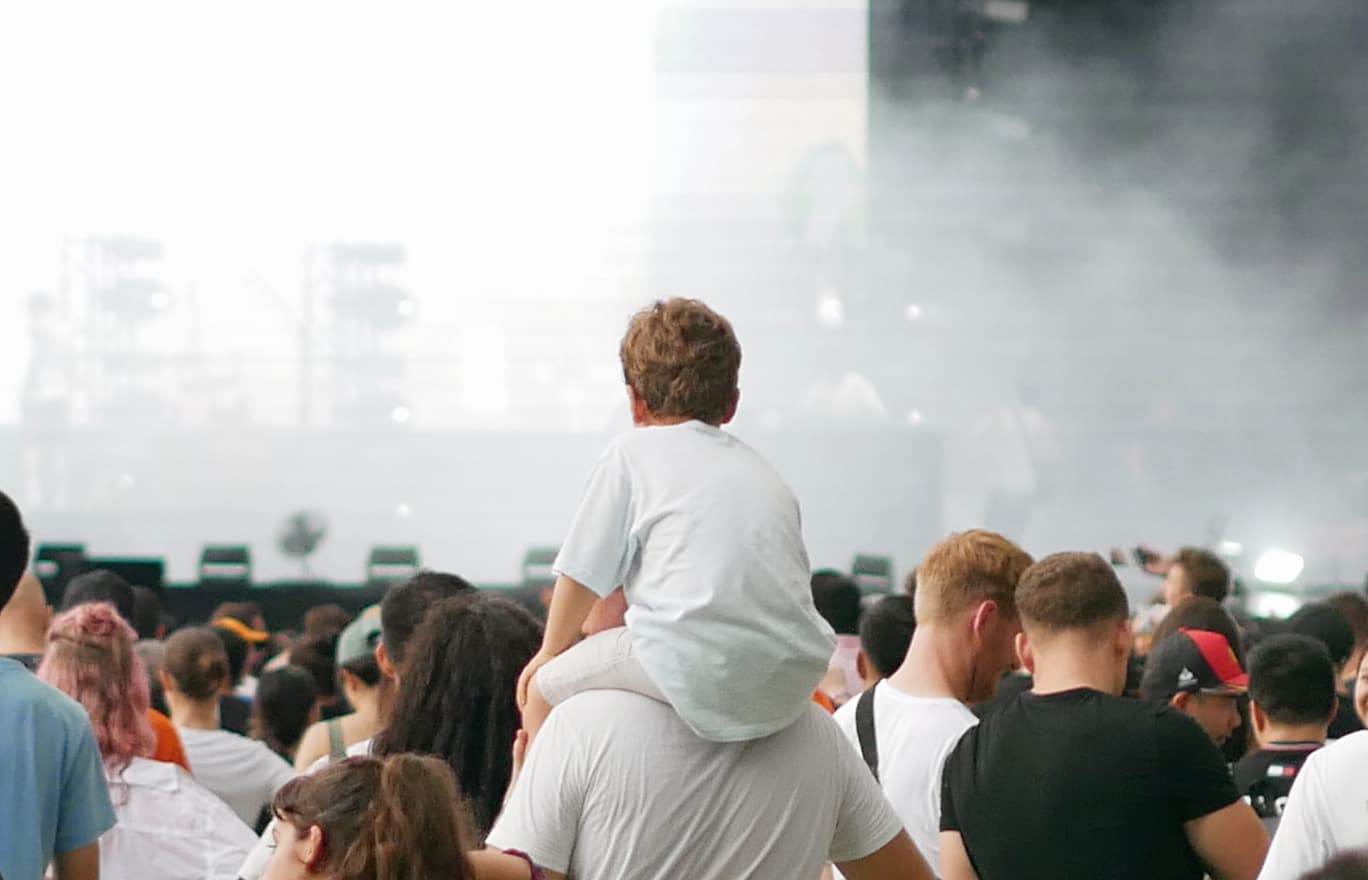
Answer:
[{"left": 834, "top": 530, "right": 1033, "bottom": 870}]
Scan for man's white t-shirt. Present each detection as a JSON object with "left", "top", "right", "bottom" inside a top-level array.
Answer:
[
  {"left": 553, "top": 420, "right": 835, "bottom": 741},
  {"left": 1259, "top": 730, "right": 1368, "bottom": 880},
  {"left": 175, "top": 727, "right": 296, "bottom": 827},
  {"left": 101, "top": 756, "right": 258, "bottom": 880},
  {"left": 833, "top": 682, "right": 979, "bottom": 872},
  {"left": 487, "top": 690, "right": 905, "bottom": 880}
]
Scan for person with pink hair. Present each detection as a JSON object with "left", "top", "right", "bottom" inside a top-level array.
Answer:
[{"left": 39, "top": 602, "right": 258, "bottom": 880}]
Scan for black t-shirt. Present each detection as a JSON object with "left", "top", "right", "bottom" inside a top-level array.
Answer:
[
  {"left": 1232, "top": 743, "right": 1321, "bottom": 819},
  {"left": 940, "top": 687, "right": 1240, "bottom": 880}
]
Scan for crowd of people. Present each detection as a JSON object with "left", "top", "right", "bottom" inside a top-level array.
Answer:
[{"left": 4, "top": 297, "right": 1368, "bottom": 880}]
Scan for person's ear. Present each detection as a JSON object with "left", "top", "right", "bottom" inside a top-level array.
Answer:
[
  {"left": 158, "top": 669, "right": 175, "bottom": 695},
  {"left": 855, "top": 649, "right": 873, "bottom": 687},
  {"left": 1249, "top": 699, "right": 1269, "bottom": 734},
  {"left": 1015, "top": 631, "right": 1035, "bottom": 675},
  {"left": 375, "top": 643, "right": 396, "bottom": 681},
  {"left": 627, "top": 385, "right": 651, "bottom": 425},
  {"left": 1328, "top": 696, "right": 1339, "bottom": 726},
  {"left": 300, "top": 824, "right": 325, "bottom": 869},
  {"left": 1115, "top": 620, "right": 1133, "bottom": 659},
  {"left": 1170, "top": 691, "right": 1193, "bottom": 713},
  {"left": 721, "top": 389, "right": 740, "bottom": 425},
  {"left": 970, "top": 601, "right": 998, "bottom": 640}
]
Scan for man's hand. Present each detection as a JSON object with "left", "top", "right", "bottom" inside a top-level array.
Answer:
[{"left": 517, "top": 650, "right": 559, "bottom": 710}]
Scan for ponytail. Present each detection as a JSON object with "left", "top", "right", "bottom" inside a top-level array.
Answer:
[{"left": 273, "top": 755, "right": 475, "bottom": 880}]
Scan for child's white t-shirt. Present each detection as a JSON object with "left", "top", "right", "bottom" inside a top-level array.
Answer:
[{"left": 553, "top": 420, "right": 836, "bottom": 741}]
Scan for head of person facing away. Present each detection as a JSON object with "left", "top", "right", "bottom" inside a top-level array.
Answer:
[
  {"left": 61, "top": 568, "right": 136, "bottom": 627},
  {"left": 1246, "top": 633, "right": 1337, "bottom": 746},
  {"left": 1014, "top": 552, "right": 1133, "bottom": 695},
  {"left": 1323, "top": 591, "right": 1368, "bottom": 687},
  {"left": 1152, "top": 595, "right": 1247, "bottom": 666},
  {"left": 262, "top": 754, "right": 475, "bottom": 880},
  {"left": 371, "top": 592, "right": 542, "bottom": 842},
  {"left": 38, "top": 601, "right": 155, "bottom": 773},
  {"left": 811, "top": 569, "right": 863, "bottom": 637},
  {"left": 619, "top": 297, "right": 741, "bottom": 428},
  {"left": 1285, "top": 603, "right": 1357, "bottom": 683},
  {"left": 857, "top": 593, "right": 916, "bottom": 688},
  {"left": 161, "top": 626, "right": 231, "bottom": 709},
  {"left": 1140, "top": 628, "right": 1249, "bottom": 746},
  {"left": 895, "top": 529, "right": 1033, "bottom": 703},
  {"left": 375, "top": 570, "right": 474, "bottom": 683}
]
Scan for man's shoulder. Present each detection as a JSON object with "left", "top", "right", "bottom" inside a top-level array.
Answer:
[
  {"left": 0, "top": 660, "right": 90, "bottom": 732},
  {"left": 1305, "top": 730, "right": 1368, "bottom": 779}
]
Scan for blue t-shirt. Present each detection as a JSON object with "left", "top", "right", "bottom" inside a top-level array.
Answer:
[{"left": 0, "top": 657, "right": 116, "bottom": 880}]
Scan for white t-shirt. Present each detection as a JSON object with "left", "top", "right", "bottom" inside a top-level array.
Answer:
[
  {"left": 236, "top": 737, "right": 374, "bottom": 880},
  {"left": 1259, "top": 730, "right": 1368, "bottom": 880},
  {"left": 487, "top": 690, "right": 905, "bottom": 880},
  {"left": 101, "top": 756, "right": 258, "bottom": 880},
  {"left": 554, "top": 420, "right": 835, "bottom": 741},
  {"left": 175, "top": 727, "right": 296, "bottom": 827},
  {"left": 833, "top": 682, "right": 979, "bottom": 873}
]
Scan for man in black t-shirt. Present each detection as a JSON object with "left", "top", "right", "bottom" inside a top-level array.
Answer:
[
  {"left": 939, "top": 552, "right": 1268, "bottom": 880},
  {"left": 1232, "top": 633, "right": 1335, "bottom": 824}
]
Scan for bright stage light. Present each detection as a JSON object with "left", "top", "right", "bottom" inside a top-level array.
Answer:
[{"left": 1254, "top": 549, "right": 1304, "bottom": 585}]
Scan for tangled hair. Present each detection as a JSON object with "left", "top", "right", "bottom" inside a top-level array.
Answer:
[
  {"left": 273, "top": 754, "right": 474, "bottom": 880},
  {"left": 619, "top": 298, "right": 741, "bottom": 425},
  {"left": 1173, "top": 547, "right": 1231, "bottom": 602},
  {"left": 164, "top": 627, "right": 231, "bottom": 701},
  {"left": 372, "top": 594, "right": 542, "bottom": 840},
  {"left": 38, "top": 602, "right": 155, "bottom": 772},
  {"left": 1017, "top": 552, "right": 1130, "bottom": 635},
  {"left": 914, "top": 530, "right": 1034, "bottom": 624},
  {"left": 253, "top": 666, "right": 320, "bottom": 760},
  {"left": 378, "top": 571, "right": 474, "bottom": 668}
]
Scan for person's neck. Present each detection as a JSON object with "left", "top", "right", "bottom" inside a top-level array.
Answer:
[
  {"left": 1259, "top": 722, "right": 1328, "bottom": 746},
  {"left": 635, "top": 414, "right": 699, "bottom": 427},
  {"left": 1030, "top": 635, "right": 1121, "bottom": 696},
  {"left": 0, "top": 623, "right": 45, "bottom": 657},
  {"left": 166, "top": 694, "right": 220, "bottom": 731},
  {"left": 887, "top": 624, "right": 974, "bottom": 703}
]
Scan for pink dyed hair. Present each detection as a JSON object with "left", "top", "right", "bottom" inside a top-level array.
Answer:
[{"left": 38, "top": 601, "right": 155, "bottom": 771}]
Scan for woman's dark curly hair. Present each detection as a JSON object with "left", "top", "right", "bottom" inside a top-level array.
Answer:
[{"left": 371, "top": 593, "right": 541, "bottom": 841}]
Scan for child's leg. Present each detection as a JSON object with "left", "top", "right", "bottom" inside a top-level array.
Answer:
[{"left": 525, "top": 627, "right": 663, "bottom": 740}]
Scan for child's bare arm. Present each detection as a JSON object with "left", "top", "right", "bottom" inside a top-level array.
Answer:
[{"left": 516, "top": 574, "right": 602, "bottom": 708}]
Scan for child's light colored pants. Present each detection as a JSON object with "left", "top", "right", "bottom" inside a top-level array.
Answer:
[{"left": 534, "top": 626, "right": 666, "bottom": 706}]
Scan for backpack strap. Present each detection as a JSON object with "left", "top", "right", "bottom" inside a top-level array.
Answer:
[
  {"left": 326, "top": 717, "right": 347, "bottom": 762},
  {"left": 855, "top": 685, "right": 879, "bottom": 782}
]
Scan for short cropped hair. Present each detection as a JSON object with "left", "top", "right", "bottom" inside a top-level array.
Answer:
[
  {"left": 1174, "top": 547, "right": 1231, "bottom": 602},
  {"left": 619, "top": 299, "right": 741, "bottom": 425},
  {"left": 0, "top": 490, "right": 29, "bottom": 610},
  {"left": 859, "top": 594, "right": 916, "bottom": 679},
  {"left": 1153, "top": 596, "right": 1246, "bottom": 664},
  {"left": 811, "top": 570, "right": 862, "bottom": 636},
  {"left": 131, "top": 586, "right": 164, "bottom": 640},
  {"left": 914, "top": 530, "right": 1033, "bottom": 624},
  {"left": 1247, "top": 633, "right": 1336, "bottom": 726},
  {"left": 1017, "top": 552, "right": 1130, "bottom": 633},
  {"left": 62, "top": 569, "right": 137, "bottom": 626}
]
